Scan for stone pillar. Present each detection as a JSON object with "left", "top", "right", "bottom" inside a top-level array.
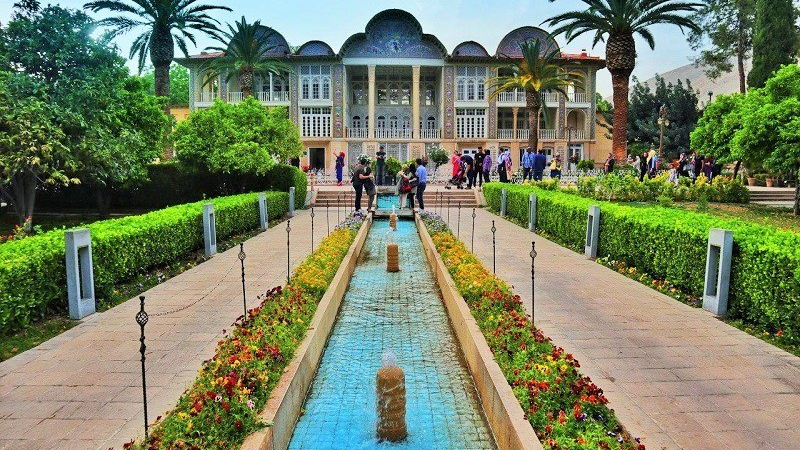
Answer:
[
  {"left": 500, "top": 188, "right": 508, "bottom": 217},
  {"left": 585, "top": 205, "right": 600, "bottom": 258},
  {"left": 189, "top": 68, "right": 197, "bottom": 111},
  {"left": 412, "top": 65, "right": 421, "bottom": 140},
  {"left": 258, "top": 192, "right": 268, "bottom": 231},
  {"left": 289, "top": 187, "right": 296, "bottom": 218},
  {"left": 368, "top": 65, "right": 376, "bottom": 140},
  {"left": 528, "top": 193, "right": 537, "bottom": 232},
  {"left": 512, "top": 107, "right": 519, "bottom": 142},
  {"left": 203, "top": 203, "right": 217, "bottom": 257},
  {"left": 703, "top": 228, "right": 734, "bottom": 315},
  {"left": 65, "top": 229, "right": 95, "bottom": 320}
]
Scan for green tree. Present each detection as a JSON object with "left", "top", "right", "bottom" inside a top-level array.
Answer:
[
  {"left": 767, "top": 104, "right": 800, "bottom": 214},
  {"left": 201, "top": 17, "right": 289, "bottom": 98},
  {"left": 0, "top": 75, "right": 77, "bottom": 230},
  {"left": 545, "top": 0, "right": 702, "bottom": 160},
  {"left": 627, "top": 75, "right": 700, "bottom": 160},
  {"left": 488, "top": 39, "right": 582, "bottom": 151},
  {"left": 84, "top": 0, "right": 231, "bottom": 109},
  {"left": 747, "top": 0, "right": 799, "bottom": 88},
  {"left": 688, "top": 0, "right": 756, "bottom": 93},
  {"left": 142, "top": 63, "right": 190, "bottom": 107},
  {"left": 690, "top": 92, "right": 749, "bottom": 164},
  {"left": 174, "top": 97, "right": 301, "bottom": 176}
]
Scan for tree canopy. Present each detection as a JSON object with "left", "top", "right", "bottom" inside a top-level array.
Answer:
[
  {"left": 141, "top": 63, "right": 190, "bottom": 107},
  {"left": 747, "top": 0, "right": 799, "bottom": 88}
]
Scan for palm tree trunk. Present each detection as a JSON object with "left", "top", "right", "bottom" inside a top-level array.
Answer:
[
  {"left": 526, "top": 90, "right": 541, "bottom": 151},
  {"left": 150, "top": 25, "right": 175, "bottom": 115},
  {"left": 240, "top": 70, "right": 254, "bottom": 98},
  {"left": 610, "top": 70, "right": 631, "bottom": 161}
]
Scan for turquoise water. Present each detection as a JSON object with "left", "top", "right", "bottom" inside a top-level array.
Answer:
[
  {"left": 287, "top": 220, "right": 496, "bottom": 450},
  {"left": 376, "top": 194, "right": 400, "bottom": 210}
]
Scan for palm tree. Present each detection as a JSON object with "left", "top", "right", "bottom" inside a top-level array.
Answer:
[
  {"left": 544, "top": 0, "right": 702, "bottom": 160},
  {"left": 488, "top": 39, "right": 583, "bottom": 152},
  {"left": 200, "top": 17, "right": 290, "bottom": 99},
  {"left": 84, "top": 0, "right": 231, "bottom": 108}
]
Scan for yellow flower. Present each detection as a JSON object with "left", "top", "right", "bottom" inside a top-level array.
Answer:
[{"left": 186, "top": 421, "right": 193, "bottom": 431}]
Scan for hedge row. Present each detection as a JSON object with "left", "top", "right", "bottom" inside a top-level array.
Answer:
[
  {"left": 37, "top": 163, "right": 307, "bottom": 211},
  {"left": 0, "top": 192, "right": 289, "bottom": 334},
  {"left": 483, "top": 183, "right": 800, "bottom": 340}
]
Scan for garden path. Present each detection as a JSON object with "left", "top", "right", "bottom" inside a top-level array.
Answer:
[
  {"left": 0, "top": 210, "right": 317, "bottom": 450},
  {"left": 451, "top": 207, "right": 800, "bottom": 450}
]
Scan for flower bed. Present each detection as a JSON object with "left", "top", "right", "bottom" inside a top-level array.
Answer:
[
  {"left": 484, "top": 183, "right": 800, "bottom": 348},
  {"left": 418, "top": 211, "right": 644, "bottom": 450},
  {"left": 125, "top": 213, "right": 364, "bottom": 450},
  {"left": 0, "top": 192, "right": 290, "bottom": 334}
]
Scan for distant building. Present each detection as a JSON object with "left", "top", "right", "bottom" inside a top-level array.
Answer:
[{"left": 176, "top": 9, "right": 605, "bottom": 171}]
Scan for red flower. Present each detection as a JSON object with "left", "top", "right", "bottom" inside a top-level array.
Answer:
[
  {"left": 235, "top": 420, "right": 243, "bottom": 430},
  {"left": 221, "top": 401, "right": 230, "bottom": 412}
]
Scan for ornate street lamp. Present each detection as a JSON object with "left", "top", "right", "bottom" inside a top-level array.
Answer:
[
  {"left": 657, "top": 105, "right": 670, "bottom": 160},
  {"left": 708, "top": 91, "right": 713, "bottom": 104}
]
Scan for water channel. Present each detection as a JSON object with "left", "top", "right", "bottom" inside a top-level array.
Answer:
[{"left": 287, "top": 218, "right": 497, "bottom": 449}]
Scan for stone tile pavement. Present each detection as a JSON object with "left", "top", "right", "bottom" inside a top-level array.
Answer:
[
  {"left": 446, "top": 207, "right": 800, "bottom": 450},
  {"left": 0, "top": 211, "right": 317, "bottom": 450}
]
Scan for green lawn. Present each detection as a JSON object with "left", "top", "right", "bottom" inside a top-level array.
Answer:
[{"left": 673, "top": 202, "right": 800, "bottom": 232}]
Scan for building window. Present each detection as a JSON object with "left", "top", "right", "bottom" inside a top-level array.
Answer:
[
  {"left": 389, "top": 115, "right": 399, "bottom": 129},
  {"left": 401, "top": 83, "right": 411, "bottom": 105},
  {"left": 352, "top": 82, "right": 365, "bottom": 105},
  {"left": 424, "top": 83, "right": 436, "bottom": 106},
  {"left": 300, "top": 107, "right": 332, "bottom": 137},
  {"left": 456, "top": 108, "right": 486, "bottom": 138},
  {"left": 456, "top": 66, "right": 487, "bottom": 102},
  {"left": 426, "top": 116, "right": 436, "bottom": 129},
  {"left": 300, "top": 65, "right": 332, "bottom": 100},
  {"left": 352, "top": 116, "right": 362, "bottom": 129},
  {"left": 402, "top": 116, "right": 411, "bottom": 130},
  {"left": 377, "top": 115, "right": 386, "bottom": 129}
]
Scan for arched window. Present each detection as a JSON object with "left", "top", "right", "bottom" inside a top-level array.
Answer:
[
  {"left": 322, "top": 77, "right": 330, "bottom": 99},
  {"left": 401, "top": 83, "right": 411, "bottom": 105},
  {"left": 377, "top": 82, "right": 387, "bottom": 104},
  {"left": 388, "top": 83, "right": 400, "bottom": 105},
  {"left": 352, "top": 116, "right": 362, "bottom": 129},
  {"left": 352, "top": 82, "right": 363, "bottom": 104},
  {"left": 457, "top": 79, "right": 466, "bottom": 101},
  {"left": 425, "top": 83, "right": 436, "bottom": 106},
  {"left": 426, "top": 116, "right": 436, "bottom": 129},
  {"left": 402, "top": 115, "right": 411, "bottom": 129},
  {"left": 301, "top": 79, "right": 310, "bottom": 100},
  {"left": 389, "top": 115, "right": 399, "bottom": 129},
  {"left": 377, "top": 115, "right": 386, "bottom": 128},
  {"left": 311, "top": 76, "right": 320, "bottom": 99},
  {"left": 477, "top": 78, "right": 485, "bottom": 100},
  {"left": 466, "top": 79, "right": 475, "bottom": 101}
]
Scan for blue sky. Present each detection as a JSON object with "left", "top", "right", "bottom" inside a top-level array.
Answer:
[{"left": 0, "top": 0, "right": 700, "bottom": 97}]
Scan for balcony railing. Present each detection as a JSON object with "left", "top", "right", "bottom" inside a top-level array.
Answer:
[
  {"left": 497, "top": 129, "right": 514, "bottom": 140},
  {"left": 542, "top": 92, "right": 560, "bottom": 104},
  {"left": 228, "top": 92, "right": 244, "bottom": 104},
  {"left": 571, "top": 130, "right": 587, "bottom": 140},
  {"left": 420, "top": 128, "right": 441, "bottom": 140},
  {"left": 567, "top": 92, "right": 589, "bottom": 103},
  {"left": 198, "top": 92, "right": 217, "bottom": 103},
  {"left": 496, "top": 91, "right": 525, "bottom": 103},
  {"left": 258, "top": 91, "right": 290, "bottom": 103},
  {"left": 348, "top": 128, "right": 369, "bottom": 139},
  {"left": 375, "top": 128, "right": 413, "bottom": 139},
  {"left": 540, "top": 129, "right": 558, "bottom": 140}
]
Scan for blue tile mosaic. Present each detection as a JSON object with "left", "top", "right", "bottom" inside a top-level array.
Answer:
[{"left": 288, "top": 220, "right": 496, "bottom": 450}]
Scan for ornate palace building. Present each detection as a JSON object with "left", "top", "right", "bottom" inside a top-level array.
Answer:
[{"left": 177, "top": 9, "right": 605, "bottom": 171}]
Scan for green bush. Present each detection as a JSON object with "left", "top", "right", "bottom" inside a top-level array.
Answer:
[
  {"left": 484, "top": 183, "right": 800, "bottom": 340},
  {"left": 573, "top": 173, "right": 749, "bottom": 203},
  {"left": 576, "top": 159, "right": 596, "bottom": 171},
  {"left": 0, "top": 192, "right": 289, "bottom": 334}
]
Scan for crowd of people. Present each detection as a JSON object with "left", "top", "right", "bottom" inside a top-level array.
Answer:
[
  {"left": 350, "top": 154, "right": 429, "bottom": 212},
  {"left": 630, "top": 149, "right": 721, "bottom": 183}
]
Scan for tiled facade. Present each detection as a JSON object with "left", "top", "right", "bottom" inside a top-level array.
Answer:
[{"left": 177, "top": 9, "right": 605, "bottom": 171}]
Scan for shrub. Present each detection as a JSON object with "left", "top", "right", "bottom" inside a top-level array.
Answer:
[
  {"left": 426, "top": 146, "right": 449, "bottom": 166},
  {"left": 573, "top": 173, "right": 748, "bottom": 203},
  {"left": 419, "top": 214, "right": 643, "bottom": 450},
  {"left": 576, "top": 159, "right": 596, "bottom": 171},
  {"left": 0, "top": 192, "right": 290, "bottom": 334},
  {"left": 484, "top": 183, "right": 800, "bottom": 343},
  {"left": 129, "top": 215, "right": 363, "bottom": 450}
]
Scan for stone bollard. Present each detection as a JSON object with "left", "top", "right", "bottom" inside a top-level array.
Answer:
[
  {"left": 376, "top": 352, "right": 407, "bottom": 442},
  {"left": 258, "top": 192, "right": 268, "bottom": 231},
  {"left": 289, "top": 187, "right": 295, "bottom": 218},
  {"left": 702, "top": 228, "right": 734, "bottom": 315},
  {"left": 389, "top": 213, "right": 398, "bottom": 230},
  {"left": 65, "top": 229, "right": 96, "bottom": 320},
  {"left": 585, "top": 205, "right": 600, "bottom": 258},
  {"left": 500, "top": 188, "right": 508, "bottom": 217},
  {"left": 528, "top": 193, "right": 537, "bottom": 232},
  {"left": 203, "top": 203, "right": 217, "bottom": 257},
  {"left": 386, "top": 243, "right": 400, "bottom": 272}
]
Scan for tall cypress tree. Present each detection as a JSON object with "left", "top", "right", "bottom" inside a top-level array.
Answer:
[{"left": 747, "top": 0, "right": 799, "bottom": 88}]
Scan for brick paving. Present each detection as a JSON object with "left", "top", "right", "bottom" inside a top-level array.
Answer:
[
  {"left": 451, "top": 207, "right": 800, "bottom": 450},
  {"left": 0, "top": 211, "right": 315, "bottom": 450}
]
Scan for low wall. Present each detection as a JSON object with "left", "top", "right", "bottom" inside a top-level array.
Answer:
[
  {"left": 241, "top": 214, "right": 373, "bottom": 450},
  {"left": 415, "top": 215, "right": 543, "bottom": 450}
]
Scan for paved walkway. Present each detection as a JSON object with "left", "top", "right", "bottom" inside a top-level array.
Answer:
[
  {"left": 0, "top": 211, "right": 316, "bottom": 450},
  {"left": 445, "top": 208, "right": 800, "bottom": 450}
]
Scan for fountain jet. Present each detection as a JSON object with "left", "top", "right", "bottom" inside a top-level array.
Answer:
[{"left": 376, "top": 351, "right": 407, "bottom": 442}]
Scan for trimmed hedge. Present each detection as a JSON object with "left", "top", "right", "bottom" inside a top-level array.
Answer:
[
  {"left": 484, "top": 183, "right": 800, "bottom": 341},
  {"left": 37, "top": 163, "right": 307, "bottom": 211},
  {"left": 0, "top": 192, "right": 289, "bottom": 334}
]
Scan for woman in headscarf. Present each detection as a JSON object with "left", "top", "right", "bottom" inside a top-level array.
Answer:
[
  {"left": 334, "top": 151, "right": 345, "bottom": 186},
  {"left": 450, "top": 150, "right": 462, "bottom": 179}
]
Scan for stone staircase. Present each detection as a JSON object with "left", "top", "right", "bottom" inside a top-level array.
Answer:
[
  {"left": 748, "top": 188, "right": 795, "bottom": 203},
  {"left": 312, "top": 188, "right": 479, "bottom": 207}
]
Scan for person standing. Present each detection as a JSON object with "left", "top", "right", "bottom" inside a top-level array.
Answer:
[
  {"left": 415, "top": 158, "right": 428, "bottom": 210},
  {"left": 549, "top": 155, "right": 562, "bottom": 179},
  {"left": 334, "top": 151, "right": 345, "bottom": 186},
  {"left": 462, "top": 151, "right": 475, "bottom": 189},
  {"left": 522, "top": 147, "right": 535, "bottom": 181},
  {"left": 397, "top": 168, "right": 410, "bottom": 209},
  {"left": 482, "top": 149, "right": 492, "bottom": 185},
  {"left": 533, "top": 149, "right": 547, "bottom": 181},
  {"left": 351, "top": 157, "right": 366, "bottom": 211},
  {"left": 474, "top": 147, "right": 485, "bottom": 188},
  {"left": 375, "top": 145, "right": 386, "bottom": 186},
  {"left": 497, "top": 149, "right": 509, "bottom": 183},
  {"left": 604, "top": 153, "right": 615, "bottom": 174},
  {"left": 450, "top": 150, "right": 461, "bottom": 180},
  {"left": 407, "top": 162, "right": 418, "bottom": 210},
  {"left": 363, "top": 166, "right": 376, "bottom": 210}
]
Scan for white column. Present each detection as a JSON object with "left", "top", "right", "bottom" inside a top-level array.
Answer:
[
  {"left": 412, "top": 65, "right": 421, "bottom": 140},
  {"left": 368, "top": 65, "right": 376, "bottom": 140},
  {"left": 269, "top": 72, "right": 274, "bottom": 101}
]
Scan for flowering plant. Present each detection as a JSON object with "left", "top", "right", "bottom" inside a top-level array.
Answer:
[
  {"left": 335, "top": 210, "right": 367, "bottom": 232},
  {"left": 123, "top": 223, "right": 360, "bottom": 450},
  {"left": 424, "top": 222, "right": 644, "bottom": 450}
]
